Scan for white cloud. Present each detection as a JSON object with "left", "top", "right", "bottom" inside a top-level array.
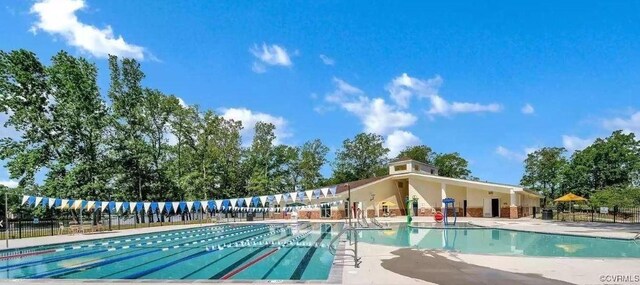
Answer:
[
  {"left": 30, "top": 0, "right": 146, "bottom": 60},
  {"left": 385, "top": 130, "right": 421, "bottom": 157},
  {"left": 387, "top": 73, "right": 442, "bottom": 108},
  {"left": 319, "top": 54, "right": 335, "bottom": 65},
  {"left": 220, "top": 107, "right": 291, "bottom": 145},
  {"left": 386, "top": 73, "right": 502, "bottom": 116},
  {"left": 562, "top": 135, "right": 594, "bottom": 152},
  {"left": 521, "top": 103, "right": 535, "bottom": 114},
  {"left": 495, "top": 146, "right": 535, "bottom": 161},
  {"left": 325, "top": 78, "right": 416, "bottom": 135},
  {"left": 250, "top": 43, "right": 292, "bottom": 73},
  {"left": 426, "top": 95, "right": 502, "bottom": 117},
  {"left": 0, "top": 180, "right": 19, "bottom": 188},
  {"left": 602, "top": 111, "right": 640, "bottom": 135}
]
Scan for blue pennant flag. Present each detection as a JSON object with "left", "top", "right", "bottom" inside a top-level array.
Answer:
[
  {"left": 136, "top": 202, "right": 143, "bottom": 213},
  {"left": 108, "top": 201, "right": 116, "bottom": 212},
  {"left": 42, "top": 197, "right": 49, "bottom": 207},
  {"left": 193, "top": 201, "right": 201, "bottom": 211},
  {"left": 208, "top": 200, "right": 215, "bottom": 211},
  {"left": 150, "top": 202, "right": 158, "bottom": 213},
  {"left": 179, "top": 201, "right": 187, "bottom": 212},
  {"left": 122, "top": 202, "right": 130, "bottom": 212},
  {"left": 164, "top": 202, "right": 172, "bottom": 214}
]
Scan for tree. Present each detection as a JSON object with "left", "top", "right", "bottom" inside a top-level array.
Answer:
[
  {"left": 332, "top": 133, "right": 389, "bottom": 183},
  {"left": 561, "top": 131, "right": 640, "bottom": 196},
  {"left": 521, "top": 147, "right": 568, "bottom": 200},
  {"left": 433, "top": 152, "right": 472, "bottom": 179},
  {"left": 298, "top": 139, "right": 329, "bottom": 189},
  {"left": 0, "top": 50, "right": 59, "bottom": 190},
  {"left": 246, "top": 122, "right": 276, "bottom": 196},
  {"left": 396, "top": 145, "right": 434, "bottom": 164}
]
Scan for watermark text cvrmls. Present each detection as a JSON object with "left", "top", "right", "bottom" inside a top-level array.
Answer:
[{"left": 600, "top": 274, "right": 640, "bottom": 284}]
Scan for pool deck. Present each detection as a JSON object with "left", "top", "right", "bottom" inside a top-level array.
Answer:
[{"left": 1, "top": 217, "right": 639, "bottom": 285}]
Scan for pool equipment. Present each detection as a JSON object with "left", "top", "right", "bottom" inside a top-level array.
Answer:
[{"left": 441, "top": 198, "right": 457, "bottom": 226}]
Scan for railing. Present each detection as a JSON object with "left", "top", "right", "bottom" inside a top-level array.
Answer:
[
  {"left": 0, "top": 210, "right": 276, "bottom": 240},
  {"left": 370, "top": 216, "right": 383, "bottom": 228},
  {"left": 328, "top": 224, "right": 361, "bottom": 268},
  {"left": 550, "top": 206, "right": 640, "bottom": 223}
]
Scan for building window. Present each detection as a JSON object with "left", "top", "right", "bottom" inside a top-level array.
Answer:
[
  {"left": 413, "top": 165, "right": 419, "bottom": 171},
  {"left": 394, "top": 165, "right": 407, "bottom": 171},
  {"left": 397, "top": 182, "right": 404, "bottom": 188}
]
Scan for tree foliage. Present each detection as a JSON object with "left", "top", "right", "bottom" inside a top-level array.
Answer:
[
  {"left": 0, "top": 50, "right": 332, "bottom": 204},
  {"left": 331, "top": 133, "right": 389, "bottom": 183}
]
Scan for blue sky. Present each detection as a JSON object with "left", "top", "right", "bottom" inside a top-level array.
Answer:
[{"left": 1, "top": 0, "right": 639, "bottom": 187}]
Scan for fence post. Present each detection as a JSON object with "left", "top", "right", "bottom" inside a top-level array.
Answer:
[
  {"left": 117, "top": 215, "right": 121, "bottom": 230},
  {"left": 50, "top": 219, "right": 54, "bottom": 236},
  {"left": 591, "top": 206, "right": 594, "bottom": 222},
  {"left": 18, "top": 219, "right": 22, "bottom": 239}
]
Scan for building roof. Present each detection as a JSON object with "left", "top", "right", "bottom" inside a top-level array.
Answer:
[
  {"left": 328, "top": 171, "right": 544, "bottom": 198},
  {"left": 333, "top": 175, "right": 389, "bottom": 195}
]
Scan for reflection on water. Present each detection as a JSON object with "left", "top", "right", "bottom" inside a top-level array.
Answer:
[{"left": 358, "top": 224, "right": 640, "bottom": 258}]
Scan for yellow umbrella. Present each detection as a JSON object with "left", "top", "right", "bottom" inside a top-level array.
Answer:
[{"left": 554, "top": 193, "right": 587, "bottom": 202}]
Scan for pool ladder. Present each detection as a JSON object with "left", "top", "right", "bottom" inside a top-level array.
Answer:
[
  {"left": 370, "top": 216, "right": 384, "bottom": 228},
  {"left": 328, "top": 225, "right": 361, "bottom": 268}
]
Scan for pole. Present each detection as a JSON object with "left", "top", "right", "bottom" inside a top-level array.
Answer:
[
  {"left": 347, "top": 184, "right": 351, "bottom": 227},
  {"left": 5, "top": 192, "right": 8, "bottom": 248}
]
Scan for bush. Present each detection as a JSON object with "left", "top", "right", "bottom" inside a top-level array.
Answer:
[{"left": 589, "top": 187, "right": 640, "bottom": 207}]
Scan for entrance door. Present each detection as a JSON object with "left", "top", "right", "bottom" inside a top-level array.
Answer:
[
  {"left": 491, "top": 198, "right": 499, "bottom": 217},
  {"left": 463, "top": 200, "right": 467, "bottom": 217}
]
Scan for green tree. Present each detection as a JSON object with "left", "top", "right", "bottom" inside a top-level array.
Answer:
[
  {"left": 561, "top": 131, "right": 640, "bottom": 196},
  {"left": 396, "top": 145, "right": 434, "bottom": 164},
  {"left": 521, "top": 147, "right": 568, "bottom": 200},
  {"left": 298, "top": 139, "right": 329, "bottom": 189},
  {"left": 331, "top": 133, "right": 389, "bottom": 183},
  {"left": 433, "top": 152, "right": 472, "bottom": 179},
  {"left": 246, "top": 122, "right": 276, "bottom": 196}
]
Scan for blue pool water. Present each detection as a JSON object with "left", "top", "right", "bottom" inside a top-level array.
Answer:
[
  {"left": 358, "top": 224, "right": 640, "bottom": 258},
  {"left": 0, "top": 223, "right": 338, "bottom": 280}
]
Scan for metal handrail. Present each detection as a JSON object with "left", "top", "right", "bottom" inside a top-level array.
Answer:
[
  {"left": 328, "top": 225, "right": 361, "bottom": 268},
  {"left": 328, "top": 226, "right": 348, "bottom": 255},
  {"left": 370, "top": 216, "right": 383, "bottom": 228}
]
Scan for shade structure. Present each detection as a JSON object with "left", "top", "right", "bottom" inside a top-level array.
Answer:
[
  {"left": 554, "top": 193, "right": 587, "bottom": 203},
  {"left": 379, "top": 201, "right": 397, "bottom": 207}
]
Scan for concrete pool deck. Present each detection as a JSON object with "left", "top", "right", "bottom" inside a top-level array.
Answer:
[{"left": 1, "top": 217, "right": 639, "bottom": 284}]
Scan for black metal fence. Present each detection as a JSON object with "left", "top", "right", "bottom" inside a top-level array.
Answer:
[
  {"left": 550, "top": 206, "right": 640, "bottom": 223},
  {"left": 0, "top": 210, "right": 275, "bottom": 240}
]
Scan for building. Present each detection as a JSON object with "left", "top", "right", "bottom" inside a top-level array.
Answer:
[{"left": 299, "top": 158, "right": 542, "bottom": 219}]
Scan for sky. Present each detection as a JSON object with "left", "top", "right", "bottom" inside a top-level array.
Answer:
[{"left": 1, "top": 0, "right": 639, "bottom": 187}]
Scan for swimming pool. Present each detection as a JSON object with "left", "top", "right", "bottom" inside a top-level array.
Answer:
[
  {"left": 358, "top": 224, "right": 640, "bottom": 258},
  {"left": 0, "top": 223, "right": 339, "bottom": 280}
]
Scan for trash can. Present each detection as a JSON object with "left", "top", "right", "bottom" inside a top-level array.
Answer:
[
  {"left": 246, "top": 212, "right": 254, "bottom": 222},
  {"left": 541, "top": 209, "right": 553, "bottom": 220}
]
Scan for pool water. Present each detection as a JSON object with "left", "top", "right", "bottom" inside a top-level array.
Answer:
[
  {"left": 358, "top": 224, "right": 640, "bottom": 258},
  {"left": 0, "top": 223, "right": 339, "bottom": 280}
]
